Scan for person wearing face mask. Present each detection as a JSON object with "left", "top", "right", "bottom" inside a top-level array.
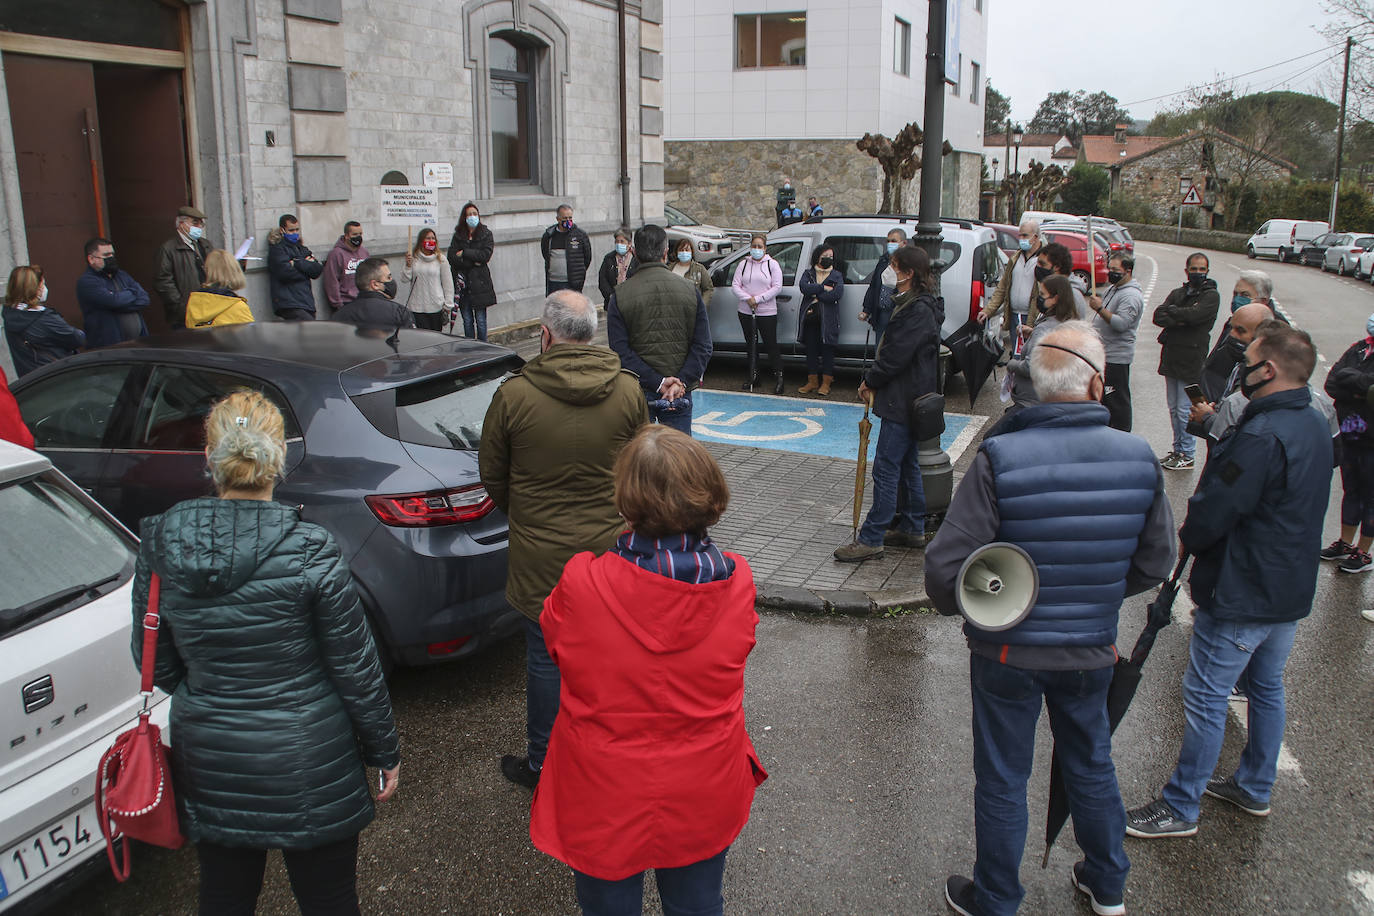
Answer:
[
  {"left": 796, "top": 246, "right": 845, "bottom": 396},
  {"left": 541, "top": 205, "right": 593, "bottom": 297},
  {"left": 835, "top": 246, "right": 943, "bottom": 562},
  {"left": 76, "top": 237, "right": 150, "bottom": 348},
  {"left": 1000, "top": 275, "right": 1079, "bottom": 419},
  {"left": 402, "top": 228, "right": 455, "bottom": 331},
  {"left": 324, "top": 221, "right": 369, "bottom": 313},
  {"left": 1152, "top": 253, "right": 1221, "bottom": 471},
  {"left": 598, "top": 228, "right": 639, "bottom": 303},
  {"left": 267, "top": 214, "right": 324, "bottom": 321},
  {"left": 775, "top": 179, "right": 796, "bottom": 226},
  {"left": 448, "top": 202, "right": 497, "bottom": 340},
  {"left": 860, "top": 229, "right": 908, "bottom": 346},
  {"left": 1087, "top": 254, "right": 1145, "bottom": 432},
  {"left": 154, "top": 205, "right": 214, "bottom": 329},
  {"left": 1128, "top": 326, "right": 1331, "bottom": 842},
  {"left": 670, "top": 238, "right": 713, "bottom": 300},
  {"left": 4, "top": 265, "right": 85, "bottom": 376},
  {"left": 1198, "top": 270, "right": 1286, "bottom": 405},
  {"left": 1186, "top": 303, "right": 1277, "bottom": 445},
  {"left": 732, "top": 236, "right": 785, "bottom": 393},
  {"left": 1321, "top": 314, "right": 1374, "bottom": 573},
  {"left": 980, "top": 218, "right": 1043, "bottom": 339},
  {"left": 331, "top": 258, "right": 414, "bottom": 332},
  {"left": 778, "top": 198, "right": 805, "bottom": 227}
]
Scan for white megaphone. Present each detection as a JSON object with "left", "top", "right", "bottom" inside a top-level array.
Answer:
[{"left": 955, "top": 542, "right": 1039, "bottom": 631}]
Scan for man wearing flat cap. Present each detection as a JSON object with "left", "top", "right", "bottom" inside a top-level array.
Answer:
[{"left": 155, "top": 204, "right": 214, "bottom": 329}]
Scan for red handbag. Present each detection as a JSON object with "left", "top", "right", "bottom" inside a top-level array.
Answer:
[{"left": 94, "top": 573, "right": 185, "bottom": 881}]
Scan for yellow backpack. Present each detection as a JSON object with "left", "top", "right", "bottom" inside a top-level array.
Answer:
[{"left": 186, "top": 290, "right": 255, "bottom": 328}]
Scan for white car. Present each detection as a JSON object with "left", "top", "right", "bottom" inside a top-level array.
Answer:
[
  {"left": 0, "top": 441, "right": 169, "bottom": 912},
  {"left": 1356, "top": 247, "right": 1374, "bottom": 283},
  {"left": 663, "top": 203, "right": 743, "bottom": 263},
  {"left": 1246, "top": 218, "right": 1330, "bottom": 262},
  {"left": 1325, "top": 233, "right": 1374, "bottom": 276}
]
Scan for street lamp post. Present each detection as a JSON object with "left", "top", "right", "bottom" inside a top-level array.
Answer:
[{"left": 1012, "top": 126, "right": 1024, "bottom": 223}]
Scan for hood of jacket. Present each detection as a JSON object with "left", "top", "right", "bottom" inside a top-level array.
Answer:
[
  {"left": 591, "top": 551, "right": 754, "bottom": 654},
  {"left": 141, "top": 498, "right": 300, "bottom": 598},
  {"left": 1180, "top": 277, "right": 1219, "bottom": 296},
  {"left": 267, "top": 226, "right": 287, "bottom": 246},
  {"left": 1110, "top": 278, "right": 1142, "bottom": 294},
  {"left": 518, "top": 343, "right": 628, "bottom": 406},
  {"left": 332, "top": 235, "right": 363, "bottom": 256},
  {"left": 3, "top": 306, "right": 48, "bottom": 336}
]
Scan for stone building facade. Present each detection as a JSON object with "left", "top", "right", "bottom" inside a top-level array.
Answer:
[
  {"left": 0, "top": 0, "right": 662, "bottom": 372},
  {"left": 662, "top": 0, "right": 987, "bottom": 233}
]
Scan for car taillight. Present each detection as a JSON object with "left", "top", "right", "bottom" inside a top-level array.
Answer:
[
  {"left": 1353, "top": 248, "right": 1365, "bottom": 254},
  {"left": 970, "top": 279, "right": 985, "bottom": 322},
  {"left": 366, "top": 484, "right": 495, "bottom": 527},
  {"left": 1110, "top": 242, "right": 1122, "bottom": 250},
  {"left": 427, "top": 636, "right": 473, "bottom": 657}
]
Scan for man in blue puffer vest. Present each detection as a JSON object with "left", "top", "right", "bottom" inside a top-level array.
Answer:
[
  {"left": 926, "top": 322, "right": 1175, "bottom": 916},
  {"left": 1127, "top": 325, "right": 1332, "bottom": 840}
]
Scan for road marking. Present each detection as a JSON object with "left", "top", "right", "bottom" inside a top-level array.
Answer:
[
  {"left": 1224, "top": 701, "right": 1307, "bottom": 786},
  {"left": 1349, "top": 870, "right": 1374, "bottom": 914},
  {"left": 1218, "top": 261, "right": 1329, "bottom": 365},
  {"left": 693, "top": 407, "right": 826, "bottom": 441},
  {"left": 1140, "top": 255, "right": 1160, "bottom": 304}
]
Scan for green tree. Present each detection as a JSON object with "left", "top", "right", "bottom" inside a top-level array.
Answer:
[
  {"left": 984, "top": 85, "right": 1012, "bottom": 137},
  {"left": 1028, "top": 90, "right": 1131, "bottom": 143},
  {"left": 1059, "top": 164, "right": 1111, "bottom": 215}
]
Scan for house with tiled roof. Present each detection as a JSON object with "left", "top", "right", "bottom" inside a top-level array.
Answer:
[{"left": 983, "top": 132, "right": 1075, "bottom": 181}]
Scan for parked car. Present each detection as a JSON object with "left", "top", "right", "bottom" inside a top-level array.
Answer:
[
  {"left": 0, "top": 440, "right": 171, "bottom": 912},
  {"left": 663, "top": 203, "right": 741, "bottom": 263},
  {"left": 1355, "top": 247, "right": 1374, "bottom": 282},
  {"left": 986, "top": 222, "right": 1022, "bottom": 257},
  {"left": 1301, "top": 232, "right": 1346, "bottom": 267},
  {"left": 1324, "top": 234, "right": 1374, "bottom": 275},
  {"left": 1246, "top": 218, "right": 1329, "bottom": 262},
  {"left": 1039, "top": 228, "right": 1110, "bottom": 286},
  {"left": 704, "top": 215, "right": 1005, "bottom": 373},
  {"left": 11, "top": 323, "right": 526, "bottom": 668}
]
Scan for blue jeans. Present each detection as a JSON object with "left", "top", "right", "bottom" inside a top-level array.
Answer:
[
  {"left": 858, "top": 419, "right": 925, "bottom": 546},
  {"left": 523, "top": 616, "right": 560, "bottom": 769},
  {"left": 647, "top": 391, "right": 693, "bottom": 435},
  {"left": 573, "top": 847, "right": 728, "bottom": 916},
  {"left": 1164, "top": 377, "right": 1195, "bottom": 458},
  {"left": 1161, "top": 610, "right": 1298, "bottom": 821},
  {"left": 970, "top": 655, "right": 1128, "bottom": 916},
  {"left": 461, "top": 303, "right": 488, "bottom": 341}
]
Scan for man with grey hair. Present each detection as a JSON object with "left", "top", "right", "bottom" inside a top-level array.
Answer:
[
  {"left": 1199, "top": 268, "right": 1284, "bottom": 404},
  {"left": 926, "top": 320, "right": 1174, "bottom": 916},
  {"left": 479, "top": 290, "right": 646, "bottom": 791},
  {"left": 980, "top": 217, "right": 1043, "bottom": 338},
  {"left": 154, "top": 205, "right": 213, "bottom": 329}
]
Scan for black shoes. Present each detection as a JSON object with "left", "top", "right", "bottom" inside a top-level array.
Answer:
[
  {"left": 773, "top": 371, "right": 785, "bottom": 395},
  {"left": 1204, "top": 776, "right": 1270, "bottom": 816},
  {"left": 500, "top": 754, "right": 540, "bottom": 790},
  {"left": 944, "top": 875, "right": 980, "bottom": 915},
  {"left": 1071, "top": 861, "right": 1125, "bottom": 915},
  {"left": 1125, "top": 798, "right": 1198, "bottom": 838}
]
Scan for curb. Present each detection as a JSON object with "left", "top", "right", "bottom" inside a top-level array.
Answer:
[{"left": 756, "top": 582, "right": 933, "bottom": 617}]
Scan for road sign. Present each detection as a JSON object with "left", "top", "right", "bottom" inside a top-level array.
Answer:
[
  {"left": 1181, "top": 186, "right": 1202, "bottom": 206},
  {"left": 1179, "top": 176, "right": 1192, "bottom": 193}
]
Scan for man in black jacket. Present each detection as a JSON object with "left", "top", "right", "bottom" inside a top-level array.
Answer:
[
  {"left": 1153, "top": 252, "right": 1220, "bottom": 471},
  {"left": 606, "top": 224, "right": 712, "bottom": 435},
  {"left": 1128, "top": 326, "right": 1332, "bottom": 839},
  {"left": 540, "top": 205, "right": 592, "bottom": 296},
  {"left": 267, "top": 214, "right": 324, "bottom": 320},
  {"left": 332, "top": 258, "right": 415, "bottom": 332}
]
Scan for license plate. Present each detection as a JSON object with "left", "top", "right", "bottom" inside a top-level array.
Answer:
[
  {"left": 0, "top": 803, "right": 102, "bottom": 900},
  {"left": 719, "top": 244, "right": 732, "bottom": 254}
]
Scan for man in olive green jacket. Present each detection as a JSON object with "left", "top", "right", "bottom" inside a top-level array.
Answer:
[{"left": 479, "top": 290, "right": 648, "bottom": 789}]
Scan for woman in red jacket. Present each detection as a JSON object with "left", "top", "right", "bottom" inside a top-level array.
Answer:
[{"left": 530, "top": 425, "right": 766, "bottom": 916}]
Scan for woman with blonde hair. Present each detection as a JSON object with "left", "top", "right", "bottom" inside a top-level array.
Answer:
[
  {"left": 132, "top": 390, "right": 399, "bottom": 915},
  {"left": 184, "top": 250, "right": 255, "bottom": 327},
  {"left": 402, "top": 226, "right": 455, "bottom": 331},
  {"left": 531, "top": 425, "right": 766, "bottom": 916},
  {"left": 3, "top": 264, "right": 85, "bottom": 375}
]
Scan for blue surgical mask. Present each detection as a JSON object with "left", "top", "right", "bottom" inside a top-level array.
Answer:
[
  {"left": 187, "top": 225, "right": 204, "bottom": 241},
  {"left": 284, "top": 231, "right": 300, "bottom": 243},
  {"left": 1018, "top": 239, "right": 1031, "bottom": 252},
  {"left": 1231, "top": 292, "right": 1252, "bottom": 313},
  {"left": 615, "top": 243, "right": 628, "bottom": 256},
  {"left": 677, "top": 251, "right": 692, "bottom": 263},
  {"left": 887, "top": 241, "right": 900, "bottom": 255},
  {"left": 465, "top": 215, "right": 479, "bottom": 228},
  {"left": 1366, "top": 313, "right": 1374, "bottom": 338},
  {"left": 750, "top": 248, "right": 765, "bottom": 260}
]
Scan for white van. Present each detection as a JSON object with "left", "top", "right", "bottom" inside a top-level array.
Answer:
[{"left": 1247, "top": 219, "right": 1330, "bottom": 262}]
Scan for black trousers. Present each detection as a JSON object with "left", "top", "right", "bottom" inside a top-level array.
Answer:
[
  {"left": 1103, "top": 362, "right": 1132, "bottom": 432},
  {"left": 412, "top": 310, "right": 445, "bottom": 331},
  {"left": 197, "top": 835, "right": 361, "bottom": 916},
  {"left": 275, "top": 308, "right": 315, "bottom": 322},
  {"left": 738, "top": 312, "right": 781, "bottom": 374}
]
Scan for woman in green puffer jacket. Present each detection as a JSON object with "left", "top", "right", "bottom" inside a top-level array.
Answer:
[{"left": 131, "top": 390, "right": 400, "bottom": 915}]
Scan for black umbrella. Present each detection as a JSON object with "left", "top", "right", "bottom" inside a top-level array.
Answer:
[
  {"left": 746, "top": 307, "right": 758, "bottom": 392},
  {"left": 945, "top": 317, "right": 1003, "bottom": 407},
  {"left": 1041, "top": 553, "right": 1191, "bottom": 867}
]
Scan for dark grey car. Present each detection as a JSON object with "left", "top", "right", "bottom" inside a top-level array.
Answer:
[{"left": 11, "top": 322, "right": 524, "bottom": 667}]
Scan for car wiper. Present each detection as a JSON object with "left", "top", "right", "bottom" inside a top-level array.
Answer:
[{"left": 1, "top": 573, "right": 123, "bottom": 630}]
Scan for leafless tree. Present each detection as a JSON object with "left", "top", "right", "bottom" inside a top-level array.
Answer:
[{"left": 857, "top": 123, "right": 952, "bottom": 213}]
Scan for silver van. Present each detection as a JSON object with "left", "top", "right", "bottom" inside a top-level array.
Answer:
[
  {"left": 705, "top": 215, "right": 1005, "bottom": 370},
  {"left": 1247, "top": 219, "right": 1330, "bottom": 262}
]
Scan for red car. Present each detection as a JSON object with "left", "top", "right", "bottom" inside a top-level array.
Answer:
[
  {"left": 987, "top": 221, "right": 1022, "bottom": 257},
  {"left": 1041, "top": 229, "right": 1110, "bottom": 286}
]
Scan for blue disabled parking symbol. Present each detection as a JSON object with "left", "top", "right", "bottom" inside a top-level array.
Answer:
[{"left": 690, "top": 390, "right": 983, "bottom": 462}]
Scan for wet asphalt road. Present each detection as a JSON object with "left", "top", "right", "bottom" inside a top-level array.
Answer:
[{"left": 61, "top": 242, "right": 1374, "bottom": 914}]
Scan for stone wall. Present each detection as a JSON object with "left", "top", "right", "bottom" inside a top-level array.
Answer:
[
  {"left": 1118, "top": 221, "right": 1251, "bottom": 255},
  {"left": 1113, "top": 134, "right": 1292, "bottom": 226}
]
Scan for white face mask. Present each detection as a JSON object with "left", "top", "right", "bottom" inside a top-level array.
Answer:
[
  {"left": 37, "top": 285, "right": 48, "bottom": 304},
  {"left": 750, "top": 248, "right": 765, "bottom": 260}
]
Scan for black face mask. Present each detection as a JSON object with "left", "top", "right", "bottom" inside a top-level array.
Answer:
[
  {"left": 381, "top": 279, "right": 398, "bottom": 299},
  {"left": 1226, "top": 335, "right": 1249, "bottom": 359},
  {"left": 1239, "top": 360, "right": 1271, "bottom": 399},
  {"left": 1034, "top": 265, "right": 1052, "bottom": 282},
  {"left": 1107, "top": 270, "right": 1124, "bottom": 285},
  {"left": 101, "top": 256, "right": 119, "bottom": 276},
  {"left": 1187, "top": 272, "right": 1208, "bottom": 289},
  {"left": 818, "top": 257, "right": 834, "bottom": 268},
  {"left": 348, "top": 235, "right": 363, "bottom": 247}
]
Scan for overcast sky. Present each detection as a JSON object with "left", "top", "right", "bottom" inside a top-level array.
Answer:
[{"left": 986, "top": 1, "right": 1343, "bottom": 127}]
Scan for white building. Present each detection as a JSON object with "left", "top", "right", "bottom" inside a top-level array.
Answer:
[
  {"left": 0, "top": 0, "right": 663, "bottom": 369},
  {"left": 662, "top": 0, "right": 988, "bottom": 229}
]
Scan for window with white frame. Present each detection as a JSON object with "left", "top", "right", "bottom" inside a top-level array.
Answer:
[
  {"left": 970, "top": 62, "right": 981, "bottom": 103},
  {"left": 735, "top": 12, "right": 806, "bottom": 69},
  {"left": 894, "top": 18, "right": 910, "bottom": 76}
]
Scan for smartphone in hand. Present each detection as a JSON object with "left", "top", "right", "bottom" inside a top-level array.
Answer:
[{"left": 1185, "top": 384, "right": 1206, "bottom": 405}]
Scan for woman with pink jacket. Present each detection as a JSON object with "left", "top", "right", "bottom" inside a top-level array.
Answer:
[{"left": 731, "top": 235, "right": 785, "bottom": 394}]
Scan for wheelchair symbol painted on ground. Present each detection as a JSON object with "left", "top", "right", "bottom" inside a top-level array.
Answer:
[{"left": 691, "top": 406, "right": 826, "bottom": 442}]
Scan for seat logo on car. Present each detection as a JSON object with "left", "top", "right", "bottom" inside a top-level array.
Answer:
[{"left": 21, "top": 675, "right": 54, "bottom": 714}]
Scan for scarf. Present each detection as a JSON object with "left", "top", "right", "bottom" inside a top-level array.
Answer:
[{"left": 610, "top": 530, "right": 735, "bottom": 585}]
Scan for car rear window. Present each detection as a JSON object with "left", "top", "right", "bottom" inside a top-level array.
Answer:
[
  {"left": 390, "top": 363, "right": 516, "bottom": 450},
  {"left": 1, "top": 472, "right": 134, "bottom": 637},
  {"left": 1358, "top": 237, "right": 1374, "bottom": 248}
]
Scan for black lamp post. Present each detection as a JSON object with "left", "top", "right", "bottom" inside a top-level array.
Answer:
[{"left": 1012, "top": 126, "right": 1025, "bottom": 223}]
